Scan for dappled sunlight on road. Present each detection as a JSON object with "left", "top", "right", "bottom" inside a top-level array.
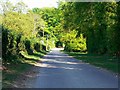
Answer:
[
  {"left": 41, "top": 58, "right": 81, "bottom": 65},
  {"left": 21, "top": 48, "right": 118, "bottom": 88},
  {"left": 35, "top": 63, "right": 56, "bottom": 68},
  {"left": 44, "top": 54, "right": 72, "bottom": 58},
  {"left": 34, "top": 63, "right": 82, "bottom": 71}
]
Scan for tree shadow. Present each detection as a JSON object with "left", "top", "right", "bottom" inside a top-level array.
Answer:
[{"left": 2, "top": 59, "right": 41, "bottom": 88}]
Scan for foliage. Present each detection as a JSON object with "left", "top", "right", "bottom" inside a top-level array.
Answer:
[
  {"left": 1, "top": 1, "right": 120, "bottom": 65},
  {"left": 59, "top": 2, "right": 120, "bottom": 56},
  {"left": 1, "top": 1, "right": 120, "bottom": 87},
  {"left": 1, "top": 1, "right": 51, "bottom": 64},
  {"left": 63, "top": 30, "right": 87, "bottom": 52}
]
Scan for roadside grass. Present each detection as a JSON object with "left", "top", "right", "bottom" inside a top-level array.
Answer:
[
  {"left": 3, "top": 60, "right": 32, "bottom": 88},
  {"left": 20, "top": 51, "right": 45, "bottom": 61},
  {"left": 2, "top": 51, "right": 47, "bottom": 88},
  {"left": 64, "top": 51, "right": 119, "bottom": 73}
]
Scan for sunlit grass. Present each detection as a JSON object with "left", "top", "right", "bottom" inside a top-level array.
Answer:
[{"left": 20, "top": 51, "right": 41, "bottom": 60}]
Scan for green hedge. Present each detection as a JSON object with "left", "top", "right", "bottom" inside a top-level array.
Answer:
[{"left": 2, "top": 27, "right": 47, "bottom": 63}]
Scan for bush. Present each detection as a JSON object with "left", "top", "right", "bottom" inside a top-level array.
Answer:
[
  {"left": 34, "top": 43, "right": 40, "bottom": 52},
  {"left": 24, "top": 40, "right": 33, "bottom": 55},
  {"left": 64, "top": 34, "right": 87, "bottom": 52}
]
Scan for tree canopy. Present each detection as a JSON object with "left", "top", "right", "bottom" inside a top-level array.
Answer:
[{"left": 1, "top": 1, "right": 120, "bottom": 64}]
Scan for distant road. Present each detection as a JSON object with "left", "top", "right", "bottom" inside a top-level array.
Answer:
[{"left": 24, "top": 48, "right": 118, "bottom": 88}]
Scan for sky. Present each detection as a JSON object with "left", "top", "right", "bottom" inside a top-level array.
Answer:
[{"left": 9, "top": 0, "right": 59, "bottom": 9}]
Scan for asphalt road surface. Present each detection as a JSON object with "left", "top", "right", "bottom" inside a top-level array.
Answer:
[{"left": 24, "top": 48, "right": 118, "bottom": 88}]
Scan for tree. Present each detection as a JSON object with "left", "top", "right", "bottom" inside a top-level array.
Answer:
[
  {"left": 0, "top": 0, "right": 13, "bottom": 15},
  {"left": 58, "top": 1, "right": 119, "bottom": 55},
  {"left": 13, "top": 1, "right": 28, "bottom": 13}
]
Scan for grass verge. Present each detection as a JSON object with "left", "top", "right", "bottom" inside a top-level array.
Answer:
[
  {"left": 2, "top": 51, "right": 47, "bottom": 88},
  {"left": 64, "top": 51, "right": 119, "bottom": 73}
]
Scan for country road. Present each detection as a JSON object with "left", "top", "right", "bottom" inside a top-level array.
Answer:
[{"left": 23, "top": 48, "right": 118, "bottom": 88}]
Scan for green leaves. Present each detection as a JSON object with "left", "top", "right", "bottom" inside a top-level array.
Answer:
[
  {"left": 62, "top": 30, "right": 87, "bottom": 52},
  {"left": 2, "top": 0, "right": 120, "bottom": 63},
  {"left": 58, "top": 2, "right": 119, "bottom": 55},
  {"left": 3, "top": 12, "right": 34, "bottom": 39}
]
